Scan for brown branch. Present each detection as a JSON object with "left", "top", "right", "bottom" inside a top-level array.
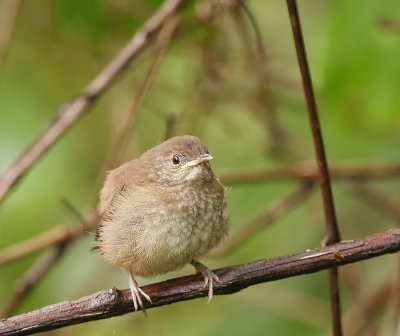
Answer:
[
  {"left": 0, "top": 213, "right": 98, "bottom": 265},
  {"left": 286, "top": 0, "right": 339, "bottom": 243},
  {"left": 286, "top": 1, "right": 342, "bottom": 334},
  {"left": 231, "top": 2, "right": 289, "bottom": 157},
  {"left": 219, "top": 161, "right": 400, "bottom": 184},
  {"left": 0, "top": 0, "right": 187, "bottom": 204},
  {"left": 1, "top": 246, "right": 66, "bottom": 318},
  {"left": 342, "top": 280, "right": 391, "bottom": 336},
  {"left": 350, "top": 182, "right": 400, "bottom": 222},
  {"left": 109, "top": 13, "right": 181, "bottom": 167},
  {"left": 0, "top": 227, "right": 399, "bottom": 336},
  {"left": 211, "top": 182, "right": 315, "bottom": 255},
  {"left": 0, "top": 212, "right": 98, "bottom": 315}
]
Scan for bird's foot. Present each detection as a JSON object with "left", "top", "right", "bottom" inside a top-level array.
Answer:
[
  {"left": 128, "top": 271, "right": 152, "bottom": 316},
  {"left": 191, "top": 260, "right": 220, "bottom": 302}
]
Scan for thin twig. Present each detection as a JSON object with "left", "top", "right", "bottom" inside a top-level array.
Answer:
[
  {"left": 0, "top": 227, "right": 399, "bottom": 336},
  {"left": 219, "top": 161, "right": 400, "bottom": 184},
  {"left": 0, "top": 246, "right": 66, "bottom": 318},
  {"left": 0, "top": 213, "right": 98, "bottom": 265},
  {"left": 341, "top": 280, "right": 391, "bottom": 336},
  {"left": 286, "top": 0, "right": 339, "bottom": 243},
  {"left": 0, "top": 0, "right": 187, "bottom": 204},
  {"left": 231, "top": 2, "right": 288, "bottom": 156},
  {"left": 286, "top": 1, "right": 342, "bottom": 334},
  {"left": 109, "top": 14, "right": 181, "bottom": 167},
  {"left": 348, "top": 182, "right": 400, "bottom": 334},
  {"left": 350, "top": 182, "right": 400, "bottom": 222},
  {"left": 211, "top": 182, "right": 315, "bottom": 255}
]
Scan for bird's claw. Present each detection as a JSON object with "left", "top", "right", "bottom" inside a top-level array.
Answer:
[
  {"left": 129, "top": 271, "right": 152, "bottom": 316},
  {"left": 191, "top": 260, "right": 220, "bottom": 302}
]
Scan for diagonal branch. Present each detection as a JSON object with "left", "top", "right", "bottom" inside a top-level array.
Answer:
[
  {"left": 0, "top": 246, "right": 66, "bottom": 318},
  {"left": 0, "top": 213, "right": 98, "bottom": 265},
  {"left": 0, "top": 227, "right": 399, "bottom": 336},
  {"left": 109, "top": 13, "right": 181, "bottom": 167},
  {"left": 0, "top": 0, "right": 187, "bottom": 204},
  {"left": 350, "top": 182, "right": 400, "bottom": 222}
]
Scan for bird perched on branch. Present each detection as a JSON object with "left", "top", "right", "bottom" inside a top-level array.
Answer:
[{"left": 95, "top": 135, "right": 229, "bottom": 314}]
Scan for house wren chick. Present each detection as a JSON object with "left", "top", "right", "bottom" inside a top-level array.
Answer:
[{"left": 95, "top": 135, "right": 229, "bottom": 314}]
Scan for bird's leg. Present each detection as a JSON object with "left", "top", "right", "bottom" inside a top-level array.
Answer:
[
  {"left": 128, "top": 270, "right": 152, "bottom": 316},
  {"left": 191, "top": 260, "right": 220, "bottom": 302}
]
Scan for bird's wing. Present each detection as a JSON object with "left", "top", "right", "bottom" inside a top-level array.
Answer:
[{"left": 98, "top": 164, "right": 130, "bottom": 216}]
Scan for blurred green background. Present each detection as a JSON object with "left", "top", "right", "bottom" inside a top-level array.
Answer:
[{"left": 1, "top": 0, "right": 400, "bottom": 335}]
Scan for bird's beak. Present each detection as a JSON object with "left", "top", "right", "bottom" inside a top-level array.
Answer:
[{"left": 181, "top": 153, "right": 213, "bottom": 169}]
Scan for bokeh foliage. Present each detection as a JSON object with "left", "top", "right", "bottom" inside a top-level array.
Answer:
[{"left": 1, "top": 0, "right": 399, "bottom": 335}]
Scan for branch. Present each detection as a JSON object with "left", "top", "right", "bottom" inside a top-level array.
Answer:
[
  {"left": 219, "top": 161, "right": 400, "bottom": 184},
  {"left": 109, "top": 14, "right": 180, "bottom": 167},
  {"left": 230, "top": 2, "right": 289, "bottom": 156},
  {"left": 0, "top": 246, "right": 66, "bottom": 318},
  {"left": 0, "top": 0, "right": 186, "bottom": 204},
  {"left": 342, "top": 279, "right": 391, "bottom": 336},
  {"left": 350, "top": 182, "right": 400, "bottom": 222},
  {"left": 1, "top": 228, "right": 399, "bottom": 336},
  {"left": 286, "top": 1, "right": 342, "bottom": 333},
  {"left": 0, "top": 213, "right": 98, "bottom": 265}
]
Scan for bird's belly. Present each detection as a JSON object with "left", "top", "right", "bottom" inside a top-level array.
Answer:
[{"left": 131, "top": 201, "right": 226, "bottom": 277}]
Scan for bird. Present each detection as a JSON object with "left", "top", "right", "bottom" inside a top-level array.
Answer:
[{"left": 95, "top": 135, "right": 229, "bottom": 314}]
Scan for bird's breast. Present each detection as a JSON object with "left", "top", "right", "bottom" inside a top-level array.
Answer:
[{"left": 136, "top": 183, "right": 227, "bottom": 275}]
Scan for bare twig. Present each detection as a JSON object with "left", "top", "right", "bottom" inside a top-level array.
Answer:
[
  {"left": 350, "top": 182, "right": 400, "bottom": 222},
  {"left": 348, "top": 182, "right": 400, "bottom": 334},
  {"left": 0, "top": 0, "right": 21, "bottom": 72},
  {"left": 109, "top": 14, "right": 181, "bottom": 167},
  {"left": 0, "top": 227, "right": 399, "bottom": 336},
  {"left": 231, "top": 2, "right": 288, "bottom": 156},
  {"left": 195, "top": 0, "right": 238, "bottom": 21},
  {"left": 219, "top": 161, "right": 400, "bottom": 184},
  {"left": 286, "top": 0, "right": 342, "bottom": 334},
  {"left": 0, "top": 227, "right": 72, "bottom": 265},
  {"left": 286, "top": 0, "right": 339, "bottom": 243},
  {"left": 0, "top": 0, "right": 187, "bottom": 204},
  {"left": 211, "top": 182, "right": 315, "bottom": 255},
  {"left": 341, "top": 280, "right": 391, "bottom": 336},
  {"left": 1, "top": 246, "right": 66, "bottom": 318},
  {"left": 0, "top": 213, "right": 98, "bottom": 265}
]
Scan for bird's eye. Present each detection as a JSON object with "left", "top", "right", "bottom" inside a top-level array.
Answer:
[{"left": 172, "top": 155, "right": 181, "bottom": 165}]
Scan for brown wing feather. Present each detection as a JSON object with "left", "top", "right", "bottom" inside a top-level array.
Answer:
[{"left": 95, "top": 164, "right": 130, "bottom": 247}]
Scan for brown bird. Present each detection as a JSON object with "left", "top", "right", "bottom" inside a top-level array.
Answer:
[{"left": 95, "top": 135, "right": 229, "bottom": 314}]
